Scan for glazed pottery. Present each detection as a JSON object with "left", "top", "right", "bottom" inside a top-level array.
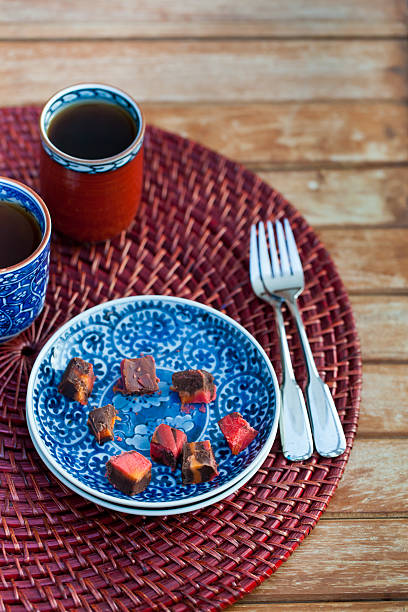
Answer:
[
  {"left": 0, "top": 177, "right": 51, "bottom": 342},
  {"left": 39, "top": 83, "right": 145, "bottom": 242}
]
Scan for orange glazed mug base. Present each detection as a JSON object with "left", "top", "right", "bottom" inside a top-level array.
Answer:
[{"left": 39, "top": 83, "right": 145, "bottom": 243}]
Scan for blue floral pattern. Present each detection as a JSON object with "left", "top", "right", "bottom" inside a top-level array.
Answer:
[
  {"left": 27, "top": 296, "right": 278, "bottom": 506},
  {"left": 0, "top": 181, "right": 50, "bottom": 342}
]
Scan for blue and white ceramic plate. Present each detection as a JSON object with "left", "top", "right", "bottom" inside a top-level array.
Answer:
[
  {"left": 26, "top": 296, "right": 279, "bottom": 508},
  {"left": 27, "top": 415, "right": 268, "bottom": 516}
]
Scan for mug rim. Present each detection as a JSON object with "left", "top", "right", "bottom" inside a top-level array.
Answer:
[
  {"left": 39, "top": 82, "right": 145, "bottom": 167},
  {"left": 0, "top": 176, "right": 52, "bottom": 274}
]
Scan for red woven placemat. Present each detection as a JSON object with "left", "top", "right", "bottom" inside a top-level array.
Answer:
[{"left": 0, "top": 106, "right": 361, "bottom": 611}]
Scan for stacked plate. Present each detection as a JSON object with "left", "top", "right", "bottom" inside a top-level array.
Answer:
[{"left": 26, "top": 296, "right": 280, "bottom": 515}]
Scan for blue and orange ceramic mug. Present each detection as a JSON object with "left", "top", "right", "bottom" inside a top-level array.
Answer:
[
  {"left": 0, "top": 177, "right": 51, "bottom": 343},
  {"left": 39, "top": 83, "right": 145, "bottom": 243}
]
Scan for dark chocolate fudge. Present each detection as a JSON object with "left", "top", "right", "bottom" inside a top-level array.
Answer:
[
  {"left": 87, "top": 404, "right": 118, "bottom": 444},
  {"left": 114, "top": 355, "right": 159, "bottom": 395},
  {"left": 106, "top": 451, "right": 152, "bottom": 496},
  {"left": 58, "top": 357, "right": 95, "bottom": 405},
  {"left": 181, "top": 440, "right": 218, "bottom": 485},
  {"left": 171, "top": 369, "right": 216, "bottom": 404}
]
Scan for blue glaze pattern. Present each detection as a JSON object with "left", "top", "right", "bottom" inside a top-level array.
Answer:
[
  {"left": 41, "top": 85, "right": 143, "bottom": 174},
  {"left": 0, "top": 180, "right": 50, "bottom": 342},
  {"left": 27, "top": 296, "right": 278, "bottom": 507}
]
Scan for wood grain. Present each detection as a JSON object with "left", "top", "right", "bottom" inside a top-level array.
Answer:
[
  {"left": 145, "top": 102, "right": 408, "bottom": 165},
  {"left": 0, "top": 40, "right": 406, "bottom": 106},
  {"left": 234, "top": 603, "right": 408, "bottom": 611},
  {"left": 316, "top": 228, "right": 408, "bottom": 291},
  {"left": 327, "top": 438, "right": 408, "bottom": 515},
  {"left": 258, "top": 168, "right": 408, "bottom": 227},
  {"left": 351, "top": 296, "right": 408, "bottom": 361},
  {"left": 0, "top": 1, "right": 406, "bottom": 38},
  {"left": 359, "top": 364, "right": 408, "bottom": 435},
  {"left": 241, "top": 519, "right": 408, "bottom": 602}
]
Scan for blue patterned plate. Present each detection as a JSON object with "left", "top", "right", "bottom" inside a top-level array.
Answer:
[{"left": 26, "top": 296, "right": 279, "bottom": 508}]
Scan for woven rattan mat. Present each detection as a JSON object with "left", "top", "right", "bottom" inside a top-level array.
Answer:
[{"left": 0, "top": 106, "right": 361, "bottom": 611}]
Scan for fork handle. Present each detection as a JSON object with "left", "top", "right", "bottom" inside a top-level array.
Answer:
[
  {"left": 273, "top": 303, "right": 313, "bottom": 461},
  {"left": 286, "top": 300, "right": 347, "bottom": 458}
]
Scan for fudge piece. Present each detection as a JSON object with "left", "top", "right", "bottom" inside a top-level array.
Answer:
[
  {"left": 171, "top": 369, "right": 216, "bottom": 404},
  {"left": 218, "top": 412, "right": 258, "bottom": 455},
  {"left": 87, "top": 404, "right": 118, "bottom": 444},
  {"left": 106, "top": 451, "right": 152, "bottom": 496},
  {"left": 181, "top": 440, "right": 218, "bottom": 485},
  {"left": 150, "top": 423, "right": 187, "bottom": 470},
  {"left": 114, "top": 355, "right": 159, "bottom": 395},
  {"left": 58, "top": 357, "right": 95, "bottom": 405}
]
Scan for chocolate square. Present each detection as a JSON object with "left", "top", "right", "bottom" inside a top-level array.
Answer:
[
  {"left": 58, "top": 357, "right": 95, "bottom": 405},
  {"left": 181, "top": 440, "right": 218, "bottom": 485},
  {"left": 87, "top": 404, "right": 118, "bottom": 444}
]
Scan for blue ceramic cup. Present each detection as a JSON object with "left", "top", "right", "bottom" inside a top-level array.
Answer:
[{"left": 0, "top": 177, "right": 51, "bottom": 342}]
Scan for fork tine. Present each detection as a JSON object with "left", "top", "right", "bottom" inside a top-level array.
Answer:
[
  {"left": 276, "top": 219, "right": 291, "bottom": 275},
  {"left": 249, "top": 224, "right": 261, "bottom": 286},
  {"left": 257, "top": 222, "right": 274, "bottom": 290},
  {"left": 284, "top": 218, "right": 303, "bottom": 274},
  {"left": 266, "top": 221, "right": 280, "bottom": 277}
]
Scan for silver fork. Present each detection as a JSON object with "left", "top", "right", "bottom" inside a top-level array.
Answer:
[
  {"left": 251, "top": 219, "right": 346, "bottom": 458},
  {"left": 250, "top": 223, "right": 313, "bottom": 461}
]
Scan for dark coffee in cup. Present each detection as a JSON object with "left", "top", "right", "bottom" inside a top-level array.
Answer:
[{"left": 0, "top": 200, "right": 42, "bottom": 269}]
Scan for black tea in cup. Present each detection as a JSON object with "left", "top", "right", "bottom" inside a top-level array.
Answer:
[{"left": 0, "top": 200, "right": 42, "bottom": 268}]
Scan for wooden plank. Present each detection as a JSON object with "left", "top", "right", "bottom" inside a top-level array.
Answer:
[
  {"left": 1, "top": 21, "right": 406, "bottom": 40},
  {"left": 3, "top": 99, "right": 406, "bottom": 168},
  {"left": 241, "top": 519, "right": 408, "bottom": 602},
  {"left": 0, "top": 0, "right": 405, "bottom": 38},
  {"left": 258, "top": 168, "right": 408, "bottom": 227},
  {"left": 145, "top": 103, "right": 408, "bottom": 165},
  {"left": 316, "top": 228, "right": 408, "bottom": 291},
  {"left": 326, "top": 438, "right": 408, "bottom": 515},
  {"left": 233, "top": 603, "right": 408, "bottom": 611},
  {"left": 359, "top": 364, "right": 408, "bottom": 435},
  {"left": 350, "top": 296, "right": 408, "bottom": 361},
  {"left": 0, "top": 40, "right": 406, "bottom": 106}
]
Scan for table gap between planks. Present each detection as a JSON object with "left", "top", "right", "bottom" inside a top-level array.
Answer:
[{"left": 0, "top": 1, "right": 407, "bottom": 610}]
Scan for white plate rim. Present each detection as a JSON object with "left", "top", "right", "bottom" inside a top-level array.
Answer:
[{"left": 26, "top": 295, "right": 280, "bottom": 508}]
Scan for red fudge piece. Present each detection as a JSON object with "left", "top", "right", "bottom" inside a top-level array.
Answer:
[
  {"left": 106, "top": 451, "right": 151, "bottom": 496},
  {"left": 150, "top": 423, "right": 187, "bottom": 470},
  {"left": 218, "top": 412, "right": 258, "bottom": 455}
]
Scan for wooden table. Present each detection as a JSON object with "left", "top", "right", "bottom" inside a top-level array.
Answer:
[{"left": 1, "top": 2, "right": 407, "bottom": 609}]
